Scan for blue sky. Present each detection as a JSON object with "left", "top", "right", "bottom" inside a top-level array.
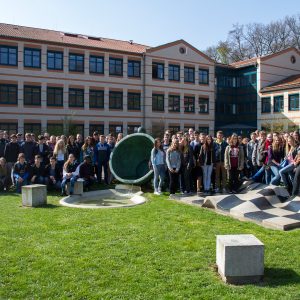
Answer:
[{"left": 0, "top": 0, "right": 299, "bottom": 50}]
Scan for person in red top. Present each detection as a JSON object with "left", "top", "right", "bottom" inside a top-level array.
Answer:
[{"left": 224, "top": 134, "right": 244, "bottom": 193}]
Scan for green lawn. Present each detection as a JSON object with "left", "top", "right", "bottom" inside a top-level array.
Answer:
[{"left": 0, "top": 192, "right": 300, "bottom": 299}]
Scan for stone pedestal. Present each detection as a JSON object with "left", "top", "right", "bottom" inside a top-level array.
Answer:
[
  {"left": 66, "top": 180, "right": 83, "bottom": 195},
  {"left": 216, "top": 234, "right": 264, "bottom": 284},
  {"left": 22, "top": 184, "right": 47, "bottom": 207}
]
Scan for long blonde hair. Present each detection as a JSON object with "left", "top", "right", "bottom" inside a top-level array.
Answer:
[{"left": 53, "top": 139, "right": 66, "bottom": 155}]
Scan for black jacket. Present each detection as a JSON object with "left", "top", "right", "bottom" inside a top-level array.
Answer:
[
  {"left": 33, "top": 144, "right": 50, "bottom": 165},
  {"left": 45, "top": 164, "right": 62, "bottom": 181},
  {"left": 67, "top": 143, "right": 81, "bottom": 160},
  {"left": 4, "top": 142, "right": 20, "bottom": 163},
  {"left": 0, "top": 138, "right": 7, "bottom": 157},
  {"left": 21, "top": 141, "right": 36, "bottom": 164},
  {"left": 29, "top": 164, "right": 47, "bottom": 179}
]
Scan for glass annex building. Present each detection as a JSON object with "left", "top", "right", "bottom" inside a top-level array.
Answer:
[{"left": 215, "top": 64, "right": 258, "bottom": 136}]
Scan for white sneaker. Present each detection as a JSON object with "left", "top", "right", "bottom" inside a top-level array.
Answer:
[{"left": 154, "top": 191, "right": 160, "bottom": 195}]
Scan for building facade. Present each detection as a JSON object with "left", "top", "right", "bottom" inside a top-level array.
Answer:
[{"left": 0, "top": 24, "right": 214, "bottom": 137}]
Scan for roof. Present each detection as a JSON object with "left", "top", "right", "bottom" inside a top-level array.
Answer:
[
  {"left": 0, "top": 23, "right": 150, "bottom": 54},
  {"left": 261, "top": 74, "right": 300, "bottom": 93},
  {"left": 230, "top": 57, "right": 258, "bottom": 68}
]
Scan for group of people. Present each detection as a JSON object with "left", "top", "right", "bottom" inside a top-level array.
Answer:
[
  {"left": 150, "top": 128, "right": 300, "bottom": 197},
  {"left": 0, "top": 130, "right": 123, "bottom": 195}
]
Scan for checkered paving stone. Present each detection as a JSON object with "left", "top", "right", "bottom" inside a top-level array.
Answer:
[
  {"left": 216, "top": 195, "right": 244, "bottom": 211},
  {"left": 258, "top": 189, "right": 276, "bottom": 196},
  {"left": 281, "top": 201, "right": 300, "bottom": 213},
  {"left": 244, "top": 211, "right": 277, "bottom": 222},
  {"left": 250, "top": 197, "right": 274, "bottom": 210}
]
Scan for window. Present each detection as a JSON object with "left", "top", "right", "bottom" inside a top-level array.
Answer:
[
  {"left": 273, "top": 95, "right": 284, "bottom": 113},
  {"left": 168, "top": 125, "right": 180, "bottom": 135},
  {"left": 127, "top": 92, "right": 141, "bottom": 110},
  {"left": 24, "top": 86, "right": 41, "bottom": 106},
  {"left": 24, "top": 123, "right": 41, "bottom": 137},
  {"left": 184, "top": 96, "right": 195, "bottom": 113},
  {"left": 47, "top": 51, "right": 63, "bottom": 70},
  {"left": 109, "top": 91, "right": 123, "bottom": 109},
  {"left": 109, "top": 58, "right": 123, "bottom": 76},
  {"left": 261, "top": 97, "right": 271, "bottom": 113},
  {"left": 47, "top": 87, "right": 63, "bottom": 107},
  {"left": 69, "top": 88, "right": 84, "bottom": 107},
  {"left": 109, "top": 124, "right": 123, "bottom": 135},
  {"left": 127, "top": 125, "right": 140, "bottom": 134},
  {"left": 198, "top": 127, "right": 209, "bottom": 134},
  {"left": 169, "top": 64, "right": 180, "bottom": 81},
  {"left": 0, "top": 84, "right": 17, "bottom": 104},
  {"left": 152, "top": 62, "right": 164, "bottom": 79},
  {"left": 47, "top": 123, "right": 63, "bottom": 136},
  {"left": 288, "top": 94, "right": 299, "bottom": 111},
  {"left": 199, "top": 69, "right": 209, "bottom": 84},
  {"left": 0, "top": 122, "right": 18, "bottom": 135},
  {"left": 152, "top": 94, "right": 164, "bottom": 111},
  {"left": 69, "top": 53, "right": 84, "bottom": 72},
  {"left": 90, "top": 56, "right": 104, "bottom": 74},
  {"left": 89, "top": 90, "right": 104, "bottom": 108},
  {"left": 199, "top": 98, "right": 209, "bottom": 113},
  {"left": 24, "top": 48, "right": 41, "bottom": 68},
  {"left": 128, "top": 60, "right": 141, "bottom": 78},
  {"left": 168, "top": 95, "right": 180, "bottom": 112},
  {"left": 70, "top": 124, "right": 84, "bottom": 137},
  {"left": 0, "top": 45, "right": 17, "bottom": 66},
  {"left": 89, "top": 124, "right": 104, "bottom": 135},
  {"left": 184, "top": 67, "right": 195, "bottom": 83}
]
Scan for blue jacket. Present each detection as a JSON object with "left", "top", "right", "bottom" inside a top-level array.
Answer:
[{"left": 94, "top": 142, "right": 111, "bottom": 164}]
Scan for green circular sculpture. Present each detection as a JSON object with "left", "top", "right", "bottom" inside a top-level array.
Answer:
[{"left": 109, "top": 133, "right": 154, "bottom": 185}]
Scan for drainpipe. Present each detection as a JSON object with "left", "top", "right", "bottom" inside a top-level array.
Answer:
[{"left": 142, "top": 53, "right": 146, "bottom": 129}]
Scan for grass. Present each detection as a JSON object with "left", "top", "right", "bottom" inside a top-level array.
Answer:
[{"left": 0, "top": 190, "right": 300, "bottom": 299}]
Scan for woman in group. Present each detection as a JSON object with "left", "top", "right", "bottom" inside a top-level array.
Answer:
[
  {"left": 224, "top": 134, "right": 244, "bottom": 193},
  {"left": 66, "top": 135, "right": 80, "bottom": 161},
  {"left": 13, "top": 153, "right": 30, "bottom": 193},
  {"left": 279, "top": 136, "right": 298, "bottom": 192},
  {"left": 61, "top": 154, "right": 79, "bottom": 196},
  {"left": 80, "top": 136, "right": 95, "bottom": 164},
  {"left": 269, "top": 136, "right": 285, "bottom": 185},
  {"left": 0, "top": 157, "right": 11, "bottom": 192},
  {"left": 199, "top": 135, "right": 215, "bottom": 194},
  {"left": 150, "top": 138, "right": 166, "bottom": 195},
  {"left": 166, "top": 139, "right": 181, "bottom": 196},
  {"left": 179, "top": 137, "right": 194, "bottom": 195},
  {"left": 53, "top": 139, "right": 67, "bottom": 173}
]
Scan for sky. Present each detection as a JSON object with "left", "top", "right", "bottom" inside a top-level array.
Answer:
[{"left": 0, "top": 0, "right": 299, "bottom": 51}]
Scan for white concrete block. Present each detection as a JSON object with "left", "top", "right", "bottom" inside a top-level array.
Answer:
[
  {"left": 22, "top": 184, "right": 47, "bottom": 207},
  {"left": 66, "top": 180, "right": 83, "bottom": 195},
  {"left": 216, "top": 234, "right": 264, "bottom": 284}
]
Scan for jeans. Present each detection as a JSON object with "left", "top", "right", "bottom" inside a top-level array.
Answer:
[
  {"left": 279, "top": 163, "right": 295, "bottom": 189},
  {"left": 292, "top": 166, "right": 300, "bottom": 196},
  {"left": 168, "top": 170, "right": 179, "bottom": 194},
  {"left": 215, "top": 162, "right": 227, "bottom": 189},
  {"left": 252, "top": 166, "right": 265, "bottom": 183},
  {"left": 15, "top": 178, "right": 28, "bottom": 193},
  {"left": 48, "top": 179, "right": 61, "bottom": 190},
  {"left": 61, "top": 175, "right": 78, "bottom": 194},
  {"left": 32, "top": 176, "right": 48, "bottom": 185},
  {"left": 265, "top": 168, "right": 272, "bottom": 185},
  {"left": 201, "top": 165, "right": 213, "bottom": 191},
  {"left": 270, "top": 165, "right": 281, "bottom": 185},
  {"left": 153, "top": 164, "right": 165, "bottom": 192},
  {"left": 180, "top": 166, "right": 192, "bottom": 193}
]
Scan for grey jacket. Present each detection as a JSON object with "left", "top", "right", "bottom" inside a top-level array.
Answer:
[
  {"left": 224, "top": 145, "right": 244, "bottom": 170},
  {"left": 166, "top": 149, "right": 181, "bottom": 172}
]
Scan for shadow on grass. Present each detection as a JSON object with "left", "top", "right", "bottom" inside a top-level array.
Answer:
[{"left": 261, "top": 267, "right": 300, "bottom": 287}]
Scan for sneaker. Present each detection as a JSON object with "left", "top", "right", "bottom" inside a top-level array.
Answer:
[
  {"left": 154, "top": 191, "right": 160, "bottom": 195},
  {"left": 169, "top": 194, "right": 175, "bottom": 199},
  {"left": 158, "top": 188, "right": 162, "bottom": 193}
]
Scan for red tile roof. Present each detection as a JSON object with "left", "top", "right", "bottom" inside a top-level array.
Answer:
[
  {"left": 0, "top": 23, "right": 150, "bottom": 54},
  {"left": 261, "top": 74, "right": 300, "bottom": 93},
  {"left": 230, "top": 57, "right": 258, "bottom": 68}
]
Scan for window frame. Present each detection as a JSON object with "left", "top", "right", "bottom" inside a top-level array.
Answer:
[
  {"left": 69, "top": 88, "right": 84, "bottom": 108},
  {"left": 89, "top": 55, "right": 104, "bottom": 74},
  {"left": 47, "top": 86, "right": 63, "bottom": 107},
  {"left": 128, "top": 60, "right": 141, "bottom": 78},
  {"left": 168, "top": 95, "right": 180, "bottom": 112},
  {"left": 199, "top": 69, "right": 209, "bottom": 85},
  {"left": 47, "top": 50, "right": 63, "bottom": 70},
  {"left": 109, "top": 124, "right": 123, "bottom": 135},
  {"left": 184, "top": 96, "right": 195, "bottom": 113},
  {"left": 168, "top": 64, "right": 180, "bottom": 81},
  {"left": 127, "top": 92, "right": 141, "bottom": 110},
  {"left": 24, "top": 47, "right": 41, "bottom": 69},
  {"left": 261, "top": 97, "right": 271, "bottom": 113},
  {"left": 109, "top": 91, "right": 123, "bottom": 110},
  {"left": 0, "top": 84, "right": 18, "bottom": 105},
  {"left": 0, "top": 45, "right": 18, "bottom": 66},
  {"left": 198, "top": 97, "right": 209, "bottom": 114},
  {"left": 127, "top": 124, "right": 140, "bottom": 134},
  {"left": 198, "top": 127, "right": 209, "bottom": 134},
  {"left": 89, "top": 124, "right": 104, "bottom": 135},
  {"left": 152, "top": 94, "right": 164, "bottom": 112},
  {"left": 24, "top": 85, "right": 41, "bottom": 106},
  {"left": 69, "top": 53, "right": 84, "bottom": 72},
  {"left": 24, "top": 123, "right": 41, "bottom": 137},
  {"left": 288, "top": 94, "right": 299, "bottom": 111},
  {"left": 109, "top": 58, "right": 123, "bottom": 76},
  {"left": 152, "top": 62, "right": 164, "bottom": 80},
  {"left": 184, "top": 66, "right": 195, "bottom": 83},
  {"left": 273, "top": 95, "right": 284, "bottom": 113},
  {"left": 0, "top": 122, "right": 18, "bottom": 135},
  {"left": 89, "top": 89, "right": 104, "bottom": 108}
]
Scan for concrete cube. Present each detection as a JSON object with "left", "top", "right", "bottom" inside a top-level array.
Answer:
[
  {"left": 66, "top": 180, "right": 83, "bottom": 195},
  {"left": 216, "top": 234, "right": 264, "bottom": 284},
  {"left": 22, "top": 184, "right": 47, "bottom": 207}
]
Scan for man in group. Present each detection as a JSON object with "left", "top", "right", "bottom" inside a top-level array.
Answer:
[
  {"left": 21, "top": 133, "right": 36, "bottom": 165},
  {"left": 0, "top": 130, "right": 6, "bottom": 158},
  {"left": 17, "top": 133, "right": 23, "bottom": 146},
  {"left": 79, "top": 155, "right": 95, "bottom": 191},
  {"left": 94, "top": 135, "right": 111, "bottom": 184},
  {"left": 34, "top": 135, "right": 50, "bottom": 165},
  {"left": 214, "top": 131, "right": 228, "bottom": 193},
  {"left": 4, "top": 134, "right": 20, "bottom": 175},
  {"left": 246, "top": 132, "right": 257, "bottom": 177},
  {"left": 30, "top": 155, "right": 48, "bottom": 185}
]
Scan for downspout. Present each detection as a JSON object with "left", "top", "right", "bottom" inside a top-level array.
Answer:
[{"left": 142, "top": 53, "right": 146, "bottom": 129}]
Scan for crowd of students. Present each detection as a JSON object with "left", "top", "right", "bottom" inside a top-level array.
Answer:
[
  {"left": 150, "top": 128, "right": 300, "bottom": 197},
  {"left": 0, "top": 130, "right": 123, "bottom": 195},
  {"left": 1, "top": 128, "right": 300, "bottom": 198}
]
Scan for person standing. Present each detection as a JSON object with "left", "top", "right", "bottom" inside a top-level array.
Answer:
[
  {"left": 21, "top": 133, "right": 36, "bottom": 165},
  {"left": 4, "top": 134, "right": 20, "bottom": 176}
]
